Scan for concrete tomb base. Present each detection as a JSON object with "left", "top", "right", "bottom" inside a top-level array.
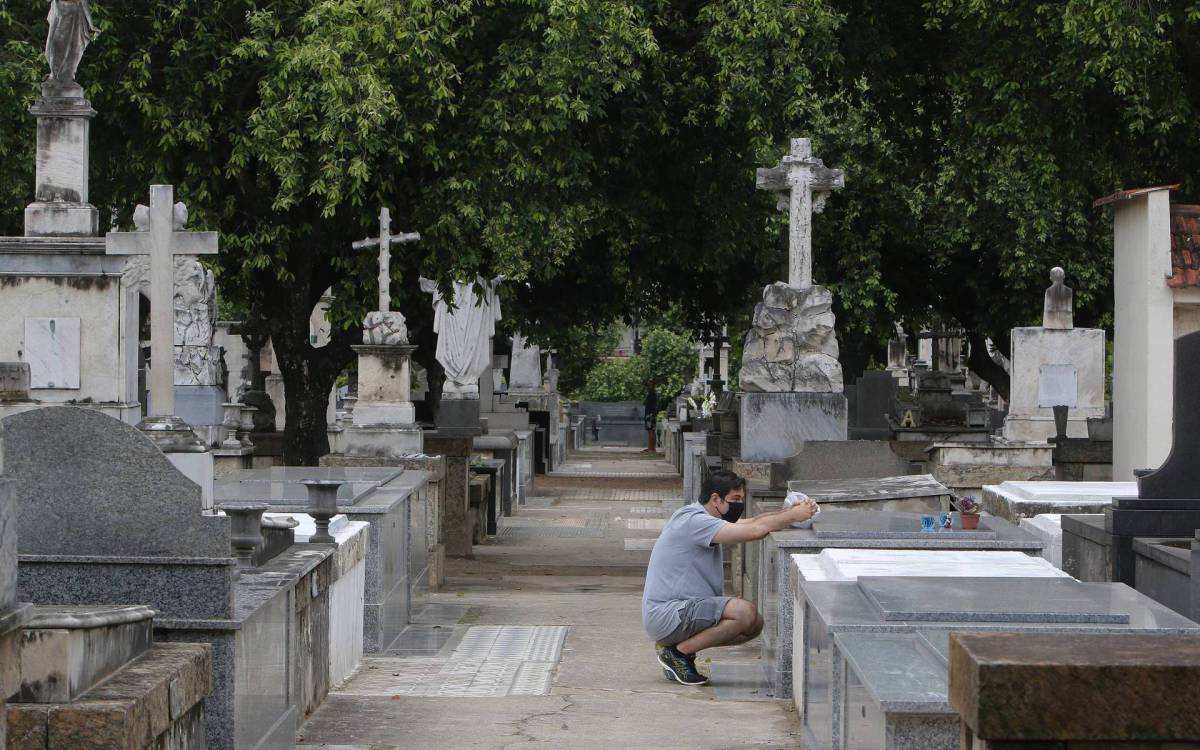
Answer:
[{"left": 739, "top": 391, "right": 847, "bottom": 463}]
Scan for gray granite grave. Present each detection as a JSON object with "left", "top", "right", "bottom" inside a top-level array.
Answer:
[
  {"left": 850, "top": 371, "right": 897, "bottom": 440},
  {"left": 474, "top": 432, "right": 517, "bottom": 516},
  {"left": 796, "top": 576, "right": 1199, "bottom": 750},
  {"left": 758, "top": 509, "right": 1044, "bottom": 701},
  {"left": 2, "top": 407, "right": 354, "bottom": 750},
  {"left": 215, "top": 464, "right": 431, "bottom": 653}
]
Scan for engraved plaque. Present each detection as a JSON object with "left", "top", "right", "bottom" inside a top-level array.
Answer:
[
  {"left": 1038, "top": 364, "right": 1077, "bottom": 408},
  {"left": 24, "top": 318, "right": 81, "bottom": 390}
]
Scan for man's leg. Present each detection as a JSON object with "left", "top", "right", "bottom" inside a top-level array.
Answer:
[{"left": 675, "top": 598, "right": 762, "bottom": 656}]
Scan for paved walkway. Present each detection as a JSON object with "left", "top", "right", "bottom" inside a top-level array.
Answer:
[{"left": 298, "top": 448, "right": 801, "bottom": 749}]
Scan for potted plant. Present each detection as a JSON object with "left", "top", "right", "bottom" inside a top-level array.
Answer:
[{"left": 954, "top": 496, "right": 982, "bottom": 530}]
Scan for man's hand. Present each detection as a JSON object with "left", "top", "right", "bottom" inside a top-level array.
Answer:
[
  {"left": 712, "top": 497, "right": 821, "bottom": 545},
  {"left": 786, "top": 498, "right": 818, "bottom": 524}
]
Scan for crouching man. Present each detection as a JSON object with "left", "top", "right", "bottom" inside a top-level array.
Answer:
[{"left": 642, "top": 469, "right": 818, "bottom": 685}]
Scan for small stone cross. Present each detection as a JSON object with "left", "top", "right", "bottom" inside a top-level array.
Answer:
[
  {"left": 106, "top": 185, "right": 218, "bottom": 417},
  {"left": 756, "top": 138, "right": 845, "bottom": 289},
  {"left": 352, "top": 207, "right": 420, "bottom": 312}
]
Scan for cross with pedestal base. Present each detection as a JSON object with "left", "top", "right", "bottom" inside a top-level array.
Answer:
[
  {"left": 106, "top": 184, "right": 218, "bottom": 448},
  {"left": 756, "top": 138, "right": 845, "bottom": 290}
]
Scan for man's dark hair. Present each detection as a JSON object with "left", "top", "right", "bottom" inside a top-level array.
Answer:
[{"left": 699, "top": 469, "right": 746, "bottom": 504}]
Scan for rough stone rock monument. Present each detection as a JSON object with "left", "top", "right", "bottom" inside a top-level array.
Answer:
[{"left": 738, "top": 137, "right": 848, "bottom": 462}]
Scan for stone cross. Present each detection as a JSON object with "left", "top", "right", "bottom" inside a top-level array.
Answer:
[
  {"left": 106, "top": 185, "right": 218, "bottom": 417},
  {"left": 351, "top": 207, "right": 420, "bottom": 312},
  {"left": 756, "top": 138, "right": 845, "bottom": 289}
]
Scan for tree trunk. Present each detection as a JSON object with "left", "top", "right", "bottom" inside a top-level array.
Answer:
[
  {"left": 262, "top": 268, "right": 355, "bottom": 466},
  {"left": 966, "top": 330, "right": 1010, "bottom": 403}
]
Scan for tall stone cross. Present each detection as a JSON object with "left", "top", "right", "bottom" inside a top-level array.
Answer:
[
  {"left": 756, "top": 138, "right": 845, "bottom": 290},
  {"left": 106, "top": 185, "right": 218, "bottom": 417},
  {"left": 352, "top": 207, "right": 421, "bottom": 312}
]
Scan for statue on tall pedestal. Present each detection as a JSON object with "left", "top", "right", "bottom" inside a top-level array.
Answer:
[{"left": 46, "top": 0, "right": 99, "bottom": 84}]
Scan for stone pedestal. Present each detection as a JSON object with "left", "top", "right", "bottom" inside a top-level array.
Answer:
[
  {"left": 345, "top": 344, "right": 422, "bottom": 457},
  {"left": 739, "top": 391, "right": 847, "bottom": 462},
  {"left": 24, "top": 82, "right": 99, "bottom": 237},
  {"left": 1002, "top": 326, "right": 1105, "bottom": 442},
  {"left": 424, "top": 433, "right": 474, "bottom": 557}
]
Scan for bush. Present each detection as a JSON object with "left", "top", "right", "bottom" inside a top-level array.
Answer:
[
  {"left": 574, "top": 325, "right": 696, "bottom": 402},
  {"left": 577, "top": 357, "right": 644, "bottom": 401}
]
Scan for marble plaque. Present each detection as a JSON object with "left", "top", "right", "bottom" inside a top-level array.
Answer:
[
  {"left": 1037, "top": 364, "right": 1078, "bottom": 408},
  {"left": 24, "top": 317, "right": 80, "bottom": 389}
]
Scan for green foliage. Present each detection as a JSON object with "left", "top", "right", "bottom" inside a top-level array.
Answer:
[
  {"left": 574, "top": 323, "right": 694, "bottom": 401},
  {"left": 639, "top": 326, "right": 695, "bottom": 398},
  {"left": 577, "top": 357, "right": 643, "bottom": 402},
  {"left": 556, "top": 321, "right": 624, "bottom": 397}
]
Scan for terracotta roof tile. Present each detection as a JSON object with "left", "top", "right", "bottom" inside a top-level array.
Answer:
[{"left": 1170, "top": 204, "right": 1200, "bottom": 289}]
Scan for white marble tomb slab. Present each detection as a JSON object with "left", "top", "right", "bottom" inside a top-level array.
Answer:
[
  {"left": 1018, "top": 514, "right": 1064, "bottom": 569},
  {"left": 24, "top": 317, "right": 80, "bottom": 389},
  {"left": 792, "top": 548, "right": 1069, "bottom": 582},
  {"left": 982, "top": 480, "right": 1137, "bottom": 521}
]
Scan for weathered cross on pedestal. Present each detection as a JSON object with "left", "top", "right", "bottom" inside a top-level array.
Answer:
[
  {"left": 756, "top": 138, "right": 845, "bottom": 290},
  {"left": 352, "top": 207, "right": 421, "bottom": 312},
  {"left": 106, "top": 184, "right": 218, "bottom": 418}
]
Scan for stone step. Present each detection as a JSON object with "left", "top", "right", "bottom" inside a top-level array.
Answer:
[
  {"left": 16, "top": 604, "right": 156, "bottom": 703},
  {"left": 7, "top": 641, "right": 211, "bottom": 750}
]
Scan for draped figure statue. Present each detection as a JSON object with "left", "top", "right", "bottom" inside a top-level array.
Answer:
[
  {"left": 46, "top": 0, "right": 98, "bottom": 84},
  {"left": 419, "top": 276, "right": 504, "bottom": 398}
]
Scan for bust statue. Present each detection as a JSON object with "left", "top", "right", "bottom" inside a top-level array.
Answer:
[
  {"left": 45, "top": 0, "right": 98, "bottom": 84},
  {"left": 1043, "top": 266, "right": 1073, "bottom": 329}
]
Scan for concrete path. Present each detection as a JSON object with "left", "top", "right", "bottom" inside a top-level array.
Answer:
[{"left": 298, "top": 448, "right": 801, "bottom": 749}]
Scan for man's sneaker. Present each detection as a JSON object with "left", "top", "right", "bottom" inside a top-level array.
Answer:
[{"left": 657, "top": 644, "right": 708, "bottom": 685}]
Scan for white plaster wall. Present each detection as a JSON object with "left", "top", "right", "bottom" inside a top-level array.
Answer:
[
  {"left": 0, "top": 276, "right": 138, "bottom": 420},
  {"left": 329, "top": 558, "right": 365, "bottom": 686},
  {"left": 1172, "top": 290, "right": 1200, "bottom": 339},
  {"left": 1112, "top": 191, "right": 1174, "bottom": 480},
  {"left": 1003, "top": 327, "right": 1106, "bottom": 442}
]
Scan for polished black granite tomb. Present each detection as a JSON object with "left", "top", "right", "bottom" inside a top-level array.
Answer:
[{"left": 1104, "top": 331, "right": 1200, "bottom": 586}]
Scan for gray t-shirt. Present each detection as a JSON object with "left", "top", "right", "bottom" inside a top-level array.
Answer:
[{"left": 641, "top": 503, "right": 727, "bottom": 640}]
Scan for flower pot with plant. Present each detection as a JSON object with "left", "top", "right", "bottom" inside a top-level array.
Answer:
[{"left": 955, "top": 496, "right": 981, "bottom": 530}]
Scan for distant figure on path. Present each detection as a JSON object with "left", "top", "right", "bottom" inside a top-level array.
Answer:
[
  {"left": 46, "top": 0, "right": 98, "bottom": 83},
  {"left": 642, "top": 469, "right": 818, "bottom": 685}
]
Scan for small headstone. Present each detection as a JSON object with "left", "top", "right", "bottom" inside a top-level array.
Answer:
[{"left": 1043, "top": 266, "right": 1073, "bottom": 329}]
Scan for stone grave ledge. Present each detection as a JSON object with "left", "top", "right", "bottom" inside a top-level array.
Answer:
[
  {"left": 950, "top": 631, "right": 1200, "bottom": 744},
  {"left": 767, "top": 509, "right": 1044, "bottom": 551},
  {"left": 982, "top": 479, "right": 1136, "bottom": 521},
  {"left": 797, "top": 577, "right": 1200, "bottom": 637},
  {"left": 787, "top": 474, "right": 952, "bottom": 514},
  {"left": 322, "top": 452, "right": 447, "bottom": 483}
]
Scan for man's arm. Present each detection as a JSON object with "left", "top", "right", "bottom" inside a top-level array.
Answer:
[{"left": 711, "top": 500, "right": 817, "bottom": 545}]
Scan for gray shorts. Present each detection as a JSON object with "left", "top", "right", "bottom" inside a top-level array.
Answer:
[{"left": 660, "top": 596, "right": 731, "bottom": 646}]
